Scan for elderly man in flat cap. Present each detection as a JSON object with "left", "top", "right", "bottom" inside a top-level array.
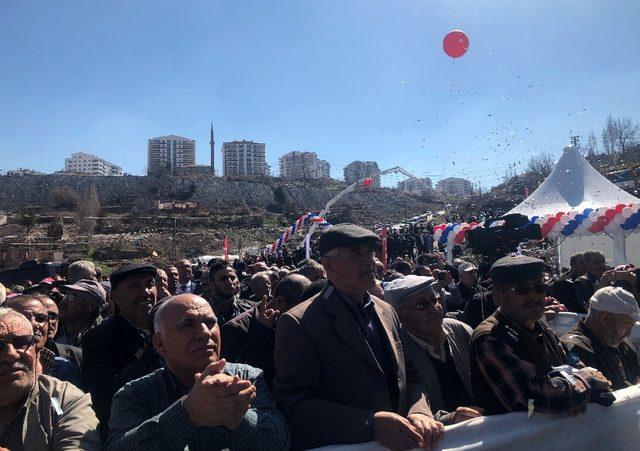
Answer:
[
  {"left": 274, "top": 223, "right": 443, "bottom": 451},
  {"left": 470, "top": 255, "right": 613, "bottom": 416},
  {"left": 82, "top": 263, "right": 158, "bottom": 437},
  {"left": 385, "top": 275, "right": 483, "bottom": 425},
  {"left": 562, "top": 286, "right": 640, "bottom": 390}
]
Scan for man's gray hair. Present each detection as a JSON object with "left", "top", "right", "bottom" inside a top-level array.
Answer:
[
  {"left": 153, "top": 296, "right": 175, "bottom": 335},
  {"left": 68, "top": 260, "right": 96, "bottom": 283},
  {"left": 273, "top": 274, "right": 311, "bottom": 308}
]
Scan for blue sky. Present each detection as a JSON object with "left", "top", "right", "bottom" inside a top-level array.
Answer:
[{"left": 1, "top": 0, "right": 638, "bottom": 188}]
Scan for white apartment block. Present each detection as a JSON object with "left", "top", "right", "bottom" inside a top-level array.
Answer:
[
  {"left": 397, "top": 177, "right": 432, "bottom": 194},
  {"left": 344, "top": 161, "right": 380, "bottom": 187},
  {"left": 279, "top": 151, "right": 331, "bottom": 179},
  {"left": 436, "top": 177, "right": 474, "bottom": 195},
  {"left": 64, "top": 152, "right": 123, "bottom": 176},
  {"left": 222, "top": 141, "right": 268, "bottom": 177},
  {"left": 147, "top": 135, "right": 196, "bottom": 175}
]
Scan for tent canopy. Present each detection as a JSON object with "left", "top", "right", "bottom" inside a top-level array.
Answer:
[{"left": 508, "top": 146, "right": 640, "bottom": 217}]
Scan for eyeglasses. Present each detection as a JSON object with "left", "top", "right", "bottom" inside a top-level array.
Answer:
[
  {"left": 0, "top": 335, "right": 37, "bottom": 353},
  {"left": 397, "top": 299, "right": 439, "bottom": 311},
  {"left": 47, "top": 312, "right": 59, "bottom": 320},
  {"left": 507, "top": 283, "right": 547, "bottom": 296},
  {"left": 21, "top": 312, "right": 50, "bottom": 324}
]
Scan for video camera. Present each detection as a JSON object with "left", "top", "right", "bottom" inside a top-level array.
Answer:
[{"left": 465, "top": 213, "right": 542, "bottom": 259}]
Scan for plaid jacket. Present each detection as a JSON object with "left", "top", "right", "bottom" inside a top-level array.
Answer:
[
  {"left": 107, "top": 363, "right": 289, "bottom": 451},
  {"left": 470, "top": 309, "right": 591, "bottom": 415}
]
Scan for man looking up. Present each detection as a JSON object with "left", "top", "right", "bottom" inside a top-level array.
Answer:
[
  {"left": 470, "top": 255, "right": 612, "bottom": 415},
  {"left": 0, "top": 309, "right": 100, "bottom": 449},
  {"left": 82, "top": 263, "right": 157, "bottom": 436},
  {"left": 275, "top": 223, "right": 442, "bottom": 450},
  {"left": 107, "top": 294, "right": 289, "bottom": 450},
  {"left": 562, "top": 286, "right": 640, "bottom": 390}
]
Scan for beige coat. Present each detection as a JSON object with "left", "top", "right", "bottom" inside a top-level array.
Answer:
[{"left": 21, "top": 375, "right": 101, "bottom": 450}]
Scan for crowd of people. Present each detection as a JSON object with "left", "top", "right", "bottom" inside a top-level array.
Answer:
[{"left": 0, "top": 224, "right": 638, "bottom": 450}]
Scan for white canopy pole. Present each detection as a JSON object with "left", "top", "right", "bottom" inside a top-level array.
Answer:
[{"left": 612, "top": 230, "right": 627, "bottom": 266}]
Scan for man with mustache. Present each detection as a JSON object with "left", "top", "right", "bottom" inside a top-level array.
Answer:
[
  {"left": 82, "top": 263, "right": 158, "bottom": 437},
  {"left": 206, "top": 259, "right": 254, "bottom": 325},
  {"left": 385, "top": 275, "right": 483, "bottom": 425},
  {"left": 107, "top": 294, "right": 289, "bottom": 450},
  {"left": 562, "top": 286, "right": 640, "bottom": 390},
  {"left": 470, "top": 255, "right": 612, "bottom": 415},
  {"left": 274, "top": 224, "right": 442, "bottom": 450},
  {"left": 0, "top": 308, "right": 100, "bottom": 449}
]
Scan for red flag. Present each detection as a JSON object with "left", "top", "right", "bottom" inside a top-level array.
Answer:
[
  {"left": 224, "top": 236, "right": 229, "bottom": 261},
  {"left": 380, "top": 226, "right": 388, "bottom": 272},
  {"left": 363, "top": 178, "right": 372, "bottom": 187}
]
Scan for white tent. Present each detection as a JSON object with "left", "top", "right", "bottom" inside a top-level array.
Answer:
[{"left": 508, "top": 145, "right": 640, "bottom": 267}]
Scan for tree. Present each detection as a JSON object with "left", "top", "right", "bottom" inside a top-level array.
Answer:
[
  {"left": 602, "top": 114, "right": 639, "bottom": 154},
  {"left": 49, "top": 186, "right": 80, "bottom": 210},
  {"left": 585, "top": 129, "right": 598, "bottom": 157},
  {"left": 47, "top": 216, "right": 64, "bottom": 240},
  {"left": 525, "top": 153, "right": 555, "bottom": 187},
  {"left": 78, "top": 184, "right": 101, "bottom": 233}
]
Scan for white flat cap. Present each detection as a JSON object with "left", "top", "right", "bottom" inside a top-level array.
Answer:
[
  {"left": 384, "top": 275, "right": 436, "bottom": 308},
  {"left": 458, "top": 262, "right": 477, "bottom": 277},
  {"left": 590, "top": 286, "right": 640, "bottom": 322}
]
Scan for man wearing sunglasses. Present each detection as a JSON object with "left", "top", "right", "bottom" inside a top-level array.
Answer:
[
  {"left": 385, "top": 275, "right": 483, "bottom": 425},
  {"left": 5, "top": 296, "right": 81, "bottom": 387},
  {"left": 470, "top": 255, "right": 612, "bottom": 416},
  {"left": 0, "top": 308, "right": 100, "bottom": 449}
]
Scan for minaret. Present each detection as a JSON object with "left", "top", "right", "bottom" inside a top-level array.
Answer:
[{"left": 210, "top": 122, "right": 215, "bottom": 175}]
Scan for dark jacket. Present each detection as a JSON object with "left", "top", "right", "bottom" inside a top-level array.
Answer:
[
  {"left": 220, "top": 306, "right": 276, "bottom": 387},
  {"left": 572, "top": 274, "right": 599, "bottom": 313},
  {"left": 45, "top": 338, "right": 83, "bottom": 371},
  {"left": 107, "top": 364, "right": 289, "bottom": 451},
  {"left": 82, "top": 313, "right": 150, "bottom": 437},
  {"left": 461, "top": 291, "right": 496, "bottom": 329},
  {"left": 551, "top": 273, "right": 582, "bottom": 313},
  {"left": 274, "top": 283, "right": 431, "bottom": 450},
  {"left": 562, "top": 319, "right": 640, "bottom": 390}
]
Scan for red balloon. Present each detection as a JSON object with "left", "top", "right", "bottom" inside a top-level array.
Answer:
[
  {"left": 615, "top": 204, "right": 625, "bottom": 213},
  {"left": 555, "top": 211, "right": 565, "bottom": 219},
  {"left": 605, "top": 209, "right": 617, "bottom": 220},
  {"left": 443, "top": 30, "right": 469, "bottom": 58}
]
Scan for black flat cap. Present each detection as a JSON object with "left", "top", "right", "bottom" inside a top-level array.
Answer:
[
  {"left": 490, "top": 255, "right": 544, "bottom": 284},
  {"left": 110, "top": 263, "right": 157, "bottom": 290},
  {"left": 318, "top": 223, "right": 380, "bottom": 257}
]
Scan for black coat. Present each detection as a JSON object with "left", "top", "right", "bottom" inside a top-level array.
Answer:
[
  {"left": 81, "top": 314, "right": 150, "bottom": 437},
  {"left": 220, "top": 306, "right": 276, "bottom": 387}
]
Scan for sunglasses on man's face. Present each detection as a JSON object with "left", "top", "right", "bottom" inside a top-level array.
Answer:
[
  {"left": 22, "top": 312, "right": 50, "bottom": 324},
  {"left": 47, "top": 312, "right": 59, "bottom": 321},
  {"left": 506, "top": 283, "right": 547, "bottom": 296},
  {"left": 0, "top": 335, "right": 38, "bottom": 353}
]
